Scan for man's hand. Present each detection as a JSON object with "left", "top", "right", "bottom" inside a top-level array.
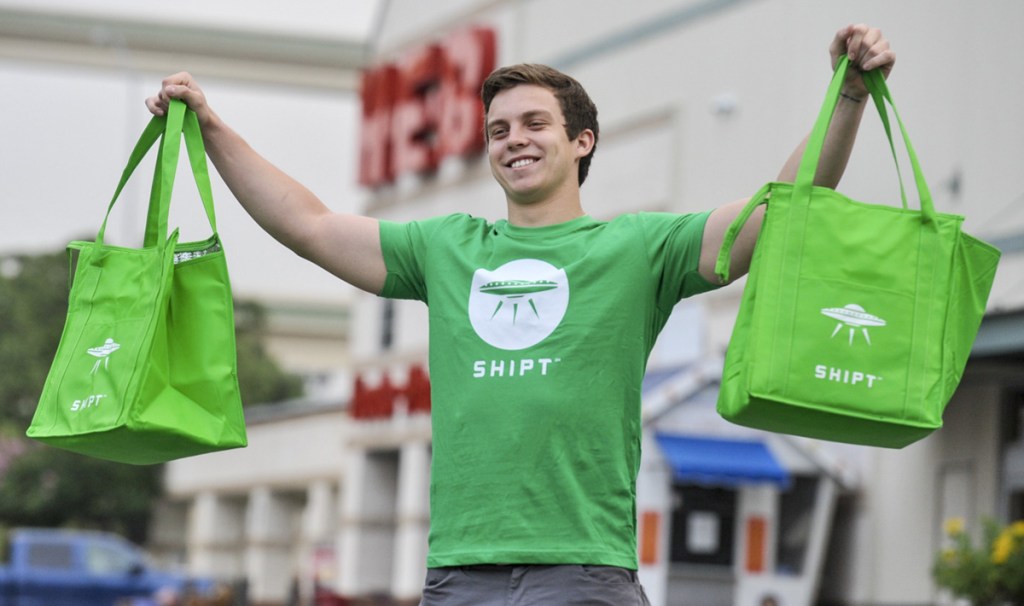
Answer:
[
  {"left": 145, "top": 72, "right": 217, "bottom": 128},
  {"left": 829, "top": 24, "right": 896, "bottom": 100}
]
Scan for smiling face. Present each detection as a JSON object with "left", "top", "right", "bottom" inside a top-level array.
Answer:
[{"left": 485, "top": 84, "right": 594, "bottom": 209}]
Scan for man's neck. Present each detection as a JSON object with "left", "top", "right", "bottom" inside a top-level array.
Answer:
[{"left": 505, "top": 190, "right": 585, "bottom": 227}]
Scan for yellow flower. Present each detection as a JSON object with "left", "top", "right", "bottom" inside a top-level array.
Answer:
[
  {"left": 941, "top": 548, "right": 957, "bottom": 563},
  {"left": 992, "top": 532, "right": 1014, "bottom": 564},
  {"left": 944, "top": 517, "right": 965, "bottom": 536},
  {"left": 1010, "top": 520, "right": 1024, "bottom": 537}
]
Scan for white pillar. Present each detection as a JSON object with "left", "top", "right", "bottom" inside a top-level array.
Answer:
[
  {"left": 301, "top": 481, "right": 337, "bottom": 600},
  {"left": 869, "top": 440, "right": 941, "bottom": 603},
  {"left": 148, "top": 500, "right": 189, "bottom": 568},
  {"left": 304, "top": 480, "right": 337, "bottom": 542},
  {"left": 392, "top": 441, "right": 431, "bottom": 600},
  {"left": 636, "top": 432, "right": 672, "bottom": 606},
  {"left": 338, "top": 449, "right": 399, "bottom": 596},
  {"left": 245, "top": 487, "right": 300, "bottom": 604},
  {"left": 188, "top": 491, "right": 245, "bottom": 580},
  {"left": 734, "top": 484, "right": 780, "bottom": 606},
  {"left": 337, "top": 452, "right": 363, "bottom": 597}
]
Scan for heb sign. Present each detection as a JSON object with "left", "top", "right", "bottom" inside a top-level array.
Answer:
[{"left": 358, "top": 26, "right": 497, "bottom": 187}]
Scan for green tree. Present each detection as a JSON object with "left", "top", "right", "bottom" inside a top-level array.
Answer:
[
  {"left": 234, "top": 300, "right": 305, "bottom": 406},
  {"left": 0, "top": 446, "right": 159, "bottom": 543},
  {"left": 0, "top": 248, "right": 304, "bottom": 542},
  {"left": 0, "top": 251, "right": 69, "bottom": 426}
]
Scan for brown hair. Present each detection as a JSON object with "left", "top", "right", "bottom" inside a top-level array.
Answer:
[{"left": 481, "top": 64, "right": 599, "bottom": 186}]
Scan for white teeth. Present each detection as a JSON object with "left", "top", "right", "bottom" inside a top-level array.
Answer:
[{"left": 510, "top": 158, "right": 535, "bottom": 168}]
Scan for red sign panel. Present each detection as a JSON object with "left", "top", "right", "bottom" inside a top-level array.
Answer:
[
  {"left": 351, "top": 365, "right": 431, "bottom": 420},
  {"left": 358, "top": 26, "right": 497, "bottom": 187}
]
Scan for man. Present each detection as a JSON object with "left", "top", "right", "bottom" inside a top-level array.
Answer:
[{"left": 147, "top": 23, "right": 894, "bottom": 606}]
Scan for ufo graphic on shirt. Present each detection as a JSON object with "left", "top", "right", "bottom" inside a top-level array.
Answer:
[
  {"left": 821, "top": 304, "right": 886, "bottom": 346},
  {"left": 480, "top": 279, "right": 558, "bottom": 297},
  {"left": 469, "top": 260, "right": 569, "bottom": 351},
  {"left": 479, "top": 279, "right": 558, "bottom": 322}
]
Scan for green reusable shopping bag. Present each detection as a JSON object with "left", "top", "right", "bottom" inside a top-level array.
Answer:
[
  {"left": 27, "top": 100, "right": 247, "bottom": 464},
  {"left": 714, "top": 57, "right": 1001, "bottom": 448}
]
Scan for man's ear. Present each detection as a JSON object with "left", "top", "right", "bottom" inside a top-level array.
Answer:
[{"left": 574, "top": 129, "right": 595, "bottom": 159}]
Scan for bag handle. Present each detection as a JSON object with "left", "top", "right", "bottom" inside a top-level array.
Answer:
[
  {"left": 144, "top": 107, "right": 218, "bottom": 247},
  {"left": 861, "top": 67, "right": 936, "bottom": 219},
  {"left": 96, "top": 100, "right": 217, "bottom": 248},
  {"left": 714, "top": 56, "right": 933, "bottom": 283},
  {"left": 794, "top": 55, "right": 934, "bottom": 218},
  {"left": 712, "top": 183, "right": 772, "bottom": 283}
]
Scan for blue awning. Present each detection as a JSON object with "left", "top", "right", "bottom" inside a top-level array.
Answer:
[{"left": 655, "top": 433, "right": 790, "bottom": 488}]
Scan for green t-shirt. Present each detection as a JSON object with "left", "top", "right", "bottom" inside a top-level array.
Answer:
[{"left": 379, "top": 211, "right": 718, "bottom": 569}]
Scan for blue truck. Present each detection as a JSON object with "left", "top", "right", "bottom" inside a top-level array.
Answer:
[{"left": 0, "top": 527, "right": 226, "bottom": 606}]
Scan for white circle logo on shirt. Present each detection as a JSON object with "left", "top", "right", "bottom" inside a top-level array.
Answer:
[{"left": 468, "top": 259, "right": 570, "bottom": 351}]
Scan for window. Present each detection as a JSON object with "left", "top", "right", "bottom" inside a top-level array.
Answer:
[
  {"left": 85, "top": 541, "right": 139, "bottom": 575},
  {"left": 1010, "top": 489, "right": 1024, "bottom": 521},
  {"left": 1003, "top": 390, "right": 1024, "bottom": 444},
  {"left": 1001, "top": 388, "right": 1024, "bottom": 521},
  {"left": 776, "top": 475, "right": 819, "bottom": 574},
  {"left": 380, "top": 299, "right": 395, "bottom": 350},
  {"left": 26, "top": 543, "right": 73, "bottom": 570},
  {"left": 669, "top": 485, "right": 736, "bottom": 566}
]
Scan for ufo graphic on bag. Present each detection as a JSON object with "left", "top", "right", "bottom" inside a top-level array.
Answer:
[
  {"left": 87, "top": 338, "right": 121, "bottom": 374},
  {"left": 821, "top": 304, "right": 886, "bottom": 345}
]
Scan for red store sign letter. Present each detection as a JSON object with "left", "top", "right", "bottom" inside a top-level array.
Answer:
[{"left": 358, "top": 26, "right": 497, "bottom": 188}]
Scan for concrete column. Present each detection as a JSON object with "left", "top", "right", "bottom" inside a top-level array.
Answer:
[
  {"left": 188, "top": 491, "right": 246, "bottom": 580},
  {"left": 300, "top": 481, "right": 337, "bottom": 599},
  {"left": 148, "top": 500, "right": 189, "bottom": 568},
  {"left": 636, "top": 432, "right": 672, "bottom": 606},
  {"left": 304, "top": 480, "right": 337, "bottom": 542},
  {"left": 736, "top": 484, "right": 779, "bottom": 575},
  {"left": 245, "top": 487, "right": 306, "bottom": 605},
  {"left": 733, "top": 484, "right": 781, "bottom": 606},
  {"left": 392, "top": 441, "right": 431, "bottom": 600},
  {"left": 870, "top": 439, "right": 939, "bottom": 603},
  {"left": 338, "top": 449, "right": 399, "bottom": 596}
]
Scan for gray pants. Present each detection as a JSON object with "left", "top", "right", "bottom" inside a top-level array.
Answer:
[{"left": 418, "top": 564, "right": 652, "bottom": 606}]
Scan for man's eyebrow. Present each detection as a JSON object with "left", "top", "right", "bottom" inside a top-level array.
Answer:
[
  {"left": 520, "top": 109, "right": 554, "bottom": 121},
  {"left": 486, "top": 109, "right": 555, "bottom": 130},
  {"left": 485, "top": 117, "right": 508, "bottom": 131}
]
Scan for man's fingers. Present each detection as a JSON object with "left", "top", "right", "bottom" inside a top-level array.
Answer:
[
  {"left": 160, "top": 83, "right": 190, "bottom": 102},
  {"left": 159, "top": 73, "right": 201, "bottom": 105},
  {"left": 835, "top": 24, "right": 893, "bottom": 75},
  {"left": 144, "top": 96, "right": 165, "bottom": 116},
  {"left": 845, "top": 24, "right": 870, "bottom": 62},
  {"left": 829, "top": 25, "right": 852, "bottom": 60},
  {"left": 861, "top": 48, "right": 896, "bottom": 74},
  {"left": 161, "top": 72, "right": 195, "bottom": 91},
  {"left": 852, "top": 29, "right": 894, "bottom": 75}
]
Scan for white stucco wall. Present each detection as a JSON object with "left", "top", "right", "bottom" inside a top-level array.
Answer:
[{"left": 164, "top": 406, "right": 348, "bottom": 494}]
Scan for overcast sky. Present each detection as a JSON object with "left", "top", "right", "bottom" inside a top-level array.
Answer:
[
  {"left": 0, "top": 1, "right": 382, "bottom": 304},
  {"left": 0, "top": 0, "right": 382, "bottom": 39}
]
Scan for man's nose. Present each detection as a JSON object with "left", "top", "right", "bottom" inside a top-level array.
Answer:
[{"left": 505, "top": 124, "right": 528, "bottom": 148}]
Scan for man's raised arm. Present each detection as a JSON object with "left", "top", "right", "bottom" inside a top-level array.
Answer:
[
  {"left": 698, "top": 24, "right": 896, "bottom": 285},
  {"left": 146, "top": 73, "right": 388, "bottom": 295}
]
